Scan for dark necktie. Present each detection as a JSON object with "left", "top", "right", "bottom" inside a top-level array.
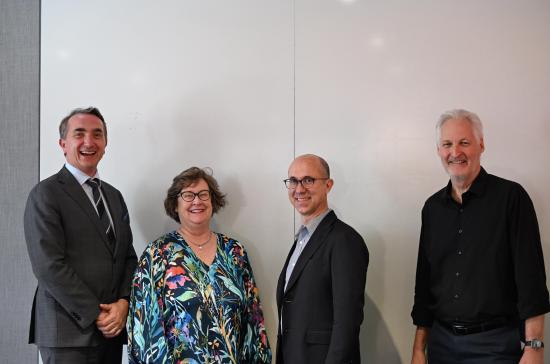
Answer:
[{"left": 86, "top": 178, "right": 116, "bottom": 248}]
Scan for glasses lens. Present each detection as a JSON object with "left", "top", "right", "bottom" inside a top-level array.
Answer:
[
  {"left": 285, "top": 178, "right": 298, "bottom": 189},
  {"left": 198, "top": 190, "right": 210, "bottom": 201},
  {"left": 302, "top": 177, "right": 315, "bottom": 186},
  {"left": 181, "top": 192, "right": 195, "bottom": 201}
]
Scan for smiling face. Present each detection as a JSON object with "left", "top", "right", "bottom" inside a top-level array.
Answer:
[
  {"left": 287, "top": 155, "right": 333, "bottom": 224},
  {"left": 437, "top": 117, "right": 484, "bottom": 186},
  {"left": 59, "top": 113, "right": 107, "bottom": 177},
  {"left": 176, "top": 178, "right": 213, "bottom": 228}
]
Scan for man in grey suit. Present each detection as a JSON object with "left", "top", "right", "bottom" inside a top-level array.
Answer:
[
  {"left": 276, "top": 154, "right": 369, "bottom": 364},
  {"left": 24, "top": 107, "right": 137, "bottom": 363}
]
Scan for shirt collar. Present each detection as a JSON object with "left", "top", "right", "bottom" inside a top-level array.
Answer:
[
  {"left": 467, "top": 166, "right": 488, "bottom": 196},
  {"left": 65, "top": 162, "right": 100, "bottom": 186},
  {"left": 296, "top": 208, "right": 332, "bottom": 239},
  {"left": 441, "top": 166, "right": 488, "bottom": 202}
]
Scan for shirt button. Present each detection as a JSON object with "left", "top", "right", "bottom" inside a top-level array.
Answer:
[
  {"left": 458, "top": 250, "right": 463, "bottom": 255},
  {"left": 458, "top": 229, "right": 463, "bottom": 234},
  {"left": 459, "top": 208, "right": 464, "bottom": 213},
  {"left": 455, "top": 272, "right": 460, "bottom": 277}
]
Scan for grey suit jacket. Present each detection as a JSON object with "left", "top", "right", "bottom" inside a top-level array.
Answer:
[
  {"left": 276, "top": 211, "right": 369, "bottom": 364},
  {"left": 24, "top": 166, "right": 137, "bottom": 347}
]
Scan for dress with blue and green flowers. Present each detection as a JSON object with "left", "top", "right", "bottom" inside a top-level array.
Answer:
[{"left": 127, "top": 231, "right": 271, "bottom": 364}]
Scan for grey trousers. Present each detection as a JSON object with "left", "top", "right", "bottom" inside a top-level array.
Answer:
[
  {"left": 427, "top": 321, "right": 522, "bottom": 364},
  {"left": 39, "top": 341, "right": 122, "bottom": 364}
]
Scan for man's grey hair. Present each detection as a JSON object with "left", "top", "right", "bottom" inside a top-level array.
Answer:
[
  {"left": 59, "top": 106, "right": 107, "bottom": 140},
  {"left": 317, "top": 155, "right": 330, "bottom": 178},
  {"left": 436, "top": 109, "right": 483, "bottom": 144}
]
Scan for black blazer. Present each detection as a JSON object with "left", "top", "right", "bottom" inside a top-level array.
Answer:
[
  {"left": 276, "top": 211, "right": 369, "bottom": 364},
  {"left": 24, "top": 166, "right": 137, "bottom": 347}
]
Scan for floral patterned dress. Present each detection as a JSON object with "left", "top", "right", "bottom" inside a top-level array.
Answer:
[{"left": 127, "top": 231, "right": 271, "bottom": 364}]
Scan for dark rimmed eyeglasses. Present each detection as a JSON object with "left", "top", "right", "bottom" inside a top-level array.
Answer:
[
  {"left": 283, "top": 176, "right": 329, "bottom": 189},
  {"left": 178, "top": 190, "right": 211, "bottom": 202}
]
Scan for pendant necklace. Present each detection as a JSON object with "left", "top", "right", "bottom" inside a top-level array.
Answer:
[{"left": 181, "top": 229, "right": 212, "bottom": 250}]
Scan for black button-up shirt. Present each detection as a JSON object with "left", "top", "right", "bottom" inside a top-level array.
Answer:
[{"left": 412, "top": 167, "right": 550, "bottom": 327}]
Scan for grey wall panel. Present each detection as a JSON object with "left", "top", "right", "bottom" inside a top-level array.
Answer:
[{"left": 0, "top": 0, "right": 40, "bottom": 362}]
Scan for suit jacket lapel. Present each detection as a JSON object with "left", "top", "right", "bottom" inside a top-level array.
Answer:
[
  {"left": 277, "top": 239, "right": 297, "bottom": 307},
  {"left": 283, "top": 211, "right": 337, "bottom": 294},
  {"left": 57, "top": 167, "right": 114, "bottom": 254}
]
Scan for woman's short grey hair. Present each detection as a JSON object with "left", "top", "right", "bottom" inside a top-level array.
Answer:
[{"left": 436, "top": 109, "right": 483, "bottom": 144}]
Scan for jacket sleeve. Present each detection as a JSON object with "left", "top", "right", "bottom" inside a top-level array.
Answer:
[
  {"left": 24, "top": 184, "right": 100, "bottom": 329},
  {"left": 325, "top": 228, "right": 369, "bottom": 363},
  {"left": 115, "top": 192, "right": 137, "bottom": 299}
]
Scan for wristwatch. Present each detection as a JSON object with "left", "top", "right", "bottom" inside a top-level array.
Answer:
[{"left": 525, "top": 339, "right": 545, "bottom": 350}]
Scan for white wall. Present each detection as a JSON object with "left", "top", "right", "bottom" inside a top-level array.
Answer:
[{"left": 41, "top": 1, "right": 550, "bottom": 362}]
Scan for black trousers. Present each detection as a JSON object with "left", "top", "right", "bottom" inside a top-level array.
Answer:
[
  {"left": 427, "top": 321, "right": 522, "bottom": 364},
  {"left": 39, "top": 340, "right": 122, "bottom": 364}
]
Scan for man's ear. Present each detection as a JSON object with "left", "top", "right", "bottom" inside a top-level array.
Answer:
[
  {"left": 326, "top": 178, "right": 334, "bottom": 192},
  {"left": 59, "top": 138, "right": 67, "bottom": 156}
]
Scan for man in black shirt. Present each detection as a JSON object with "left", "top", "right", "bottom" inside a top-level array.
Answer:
[{"left": 411, "top": 109, "right": 550, "bottom": 364}]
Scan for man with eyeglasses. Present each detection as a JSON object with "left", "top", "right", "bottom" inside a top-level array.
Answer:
[{"left": 276, "top": 154, "right": 369, "bottom": 364}]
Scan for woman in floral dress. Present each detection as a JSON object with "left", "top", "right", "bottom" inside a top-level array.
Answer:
[{"left": 127, "top": 167, "right": 271, "bottom": 364}]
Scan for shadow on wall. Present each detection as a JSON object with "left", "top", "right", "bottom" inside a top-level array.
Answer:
[{"left": 361, "top": 294, "right": 401, "bottom": 363}]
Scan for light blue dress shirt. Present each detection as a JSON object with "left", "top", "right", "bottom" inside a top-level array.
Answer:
[{"left": 284, "top": 208, "right": 332, "bottom": 291}]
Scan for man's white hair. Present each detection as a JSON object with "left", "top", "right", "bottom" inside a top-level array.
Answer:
[{"left": 436, "top": 109, "right": 484, "bottom": 144}]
